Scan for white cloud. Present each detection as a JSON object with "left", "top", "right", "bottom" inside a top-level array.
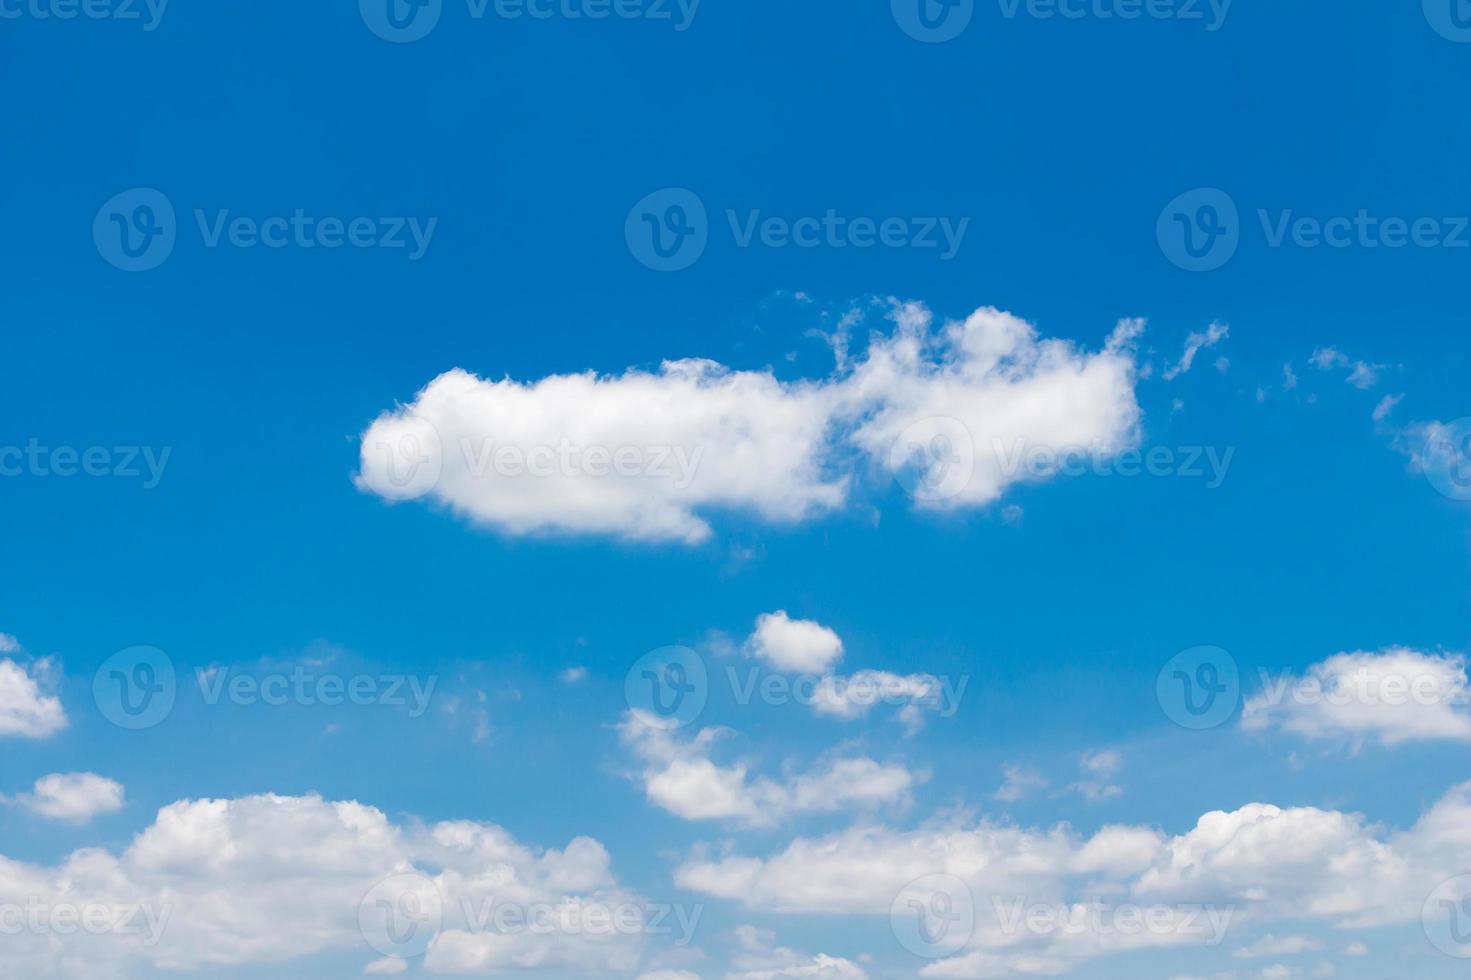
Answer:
[
  {"left": 1071, "top": 750, "right": 1124, "bottom": 803},
  {"left": 559, "top": 666, "right": 588, "bottom": 683},
  {"left": 0, "top": 657, "right": 66, "bottom": 738},
  {"left": 1232, "top": 935, "right": 1324, "bottom": 959},
  {"left": 19, "top": 773, "right": 124, "bottom": 823},
  {"left": 0, "top": 633, "right": 18, "bottom": 654},
  {"left": 676, "top": 781, "right": 1471, "bottom": 976},
  {"left": 1371, "top": 393, "right": 1403, "bottom": 421},
  {"left": 1163, "top": 322, "right": 1229, "bottom": 380},
  {"left": 726, "top": 927, "right": 867, "bottom": 980},
  {"left": 357, "top": 303, "right": 1143, "bottom": 542},
  {"left": 992, "top": 764, "right": 1049, "bottom": 803},
  {"left": 1309, "top": 348, "right": 1381, "bottom": 390},
  {"left": 365, "top": 956, "right": 407, "bottom": 974},
  {"left": 1241, "top": 648, "right": 1471, "bottom": 745},
  {"left": 747, "top": 612, "right": 843, "bottom": 674},
  {"left": 637, "top": 972, "right": 703, "bottom": 980},
  {"left": 619, "top": 713, "right": 918, "bottom": 827},
  {"left": 0, "top": 792, "right": 650, "bottom": 978}
]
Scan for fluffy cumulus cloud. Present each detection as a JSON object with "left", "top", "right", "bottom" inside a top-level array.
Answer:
[
  {"left": 746, "top": 612, "right": 844, "bottom": 674},
  {"left": 619, "top": 712, "right": 919, "bottom": 827},
  {"left": 18, "top": 772, "right": 125, "bottom": 823},
  {"left": 357, "top": 302, "right": 1144, "bottom": 543},
  {"left": 1241, "top": 648, "right": 1471, "bottom": 745},
  {"left": 0, "top": 655, "right": 66, "bottom": 738},
  {"left": 675, "top": 782, "right": 1471, "bottom": 978},
  {"left": 0, "top": 793, "right": 664, "bottom": 978}
]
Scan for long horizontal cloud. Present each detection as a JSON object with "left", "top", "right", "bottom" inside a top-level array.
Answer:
[
  {"left": 675, "top": 781, "right": 1471, "bottom": 977},
  {"left": 356, "top": 303, "right": 1144, "bottom": 543}
]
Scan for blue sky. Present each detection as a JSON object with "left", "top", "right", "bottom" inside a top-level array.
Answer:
[{"left": 3, "top": 2, "right": 1471, "bottom": 979}]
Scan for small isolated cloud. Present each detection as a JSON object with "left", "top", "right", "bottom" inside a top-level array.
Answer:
[
  {"left": 1371, "top": 393, "right": 1403, "bottom": 422},
  {"left": 747, "top": 611, "right": 843, "bottom": 674},
  {"left": 1164, "top": 322, "right": 1229, "bottom": 380},
  {"left": 635, "top": 972, "right": 702, "bottom": 980},
  {"left": 1282, "top": 363, "right": 1298, "bottom": 390},
  {"left": 1242, "top": 648, "right": 1471, "bottom": 746},
  {"left": 559, "top": 666, "right": 588, "bottom": 684},
  {"left": 0, "top": 634, "right": 18, "bottom": 654},
  {"left": 0, "top": 657, "right": 66, "bottom": 739},
  {"left": 1071, "top": 749, "right": 1124, "bottom": 802},
  {"left": 993, "top": 764, "right": 1049, "bottom": 803},
  {"left": 18, "top": 772, "right": 125, "bottom": 823}
]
